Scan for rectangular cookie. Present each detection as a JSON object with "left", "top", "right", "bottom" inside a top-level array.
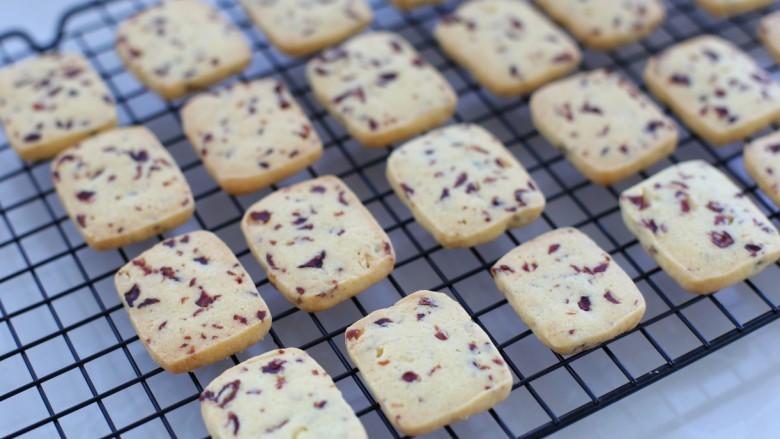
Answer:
[
  {"left": 115, "top": 0, "right": 251, "bottom": 100},
  {"left": 758, "top": 10, "right": 780, "bottom": 63},
  {"left": 695, "top": 0, "right": 774, "bottom": 16},
  {"left": 344, "top": 290, "right": 512, "bottom": 436},
  {"left": 644, "top": 35, "right": 780, "bottom": 145},
  {"left": 307, "top": 31, "right": 457, "bottom": 147},
  {"left": 51, "top": 126, "right": 194, "bottom": 250},
  {"left": 535, "top": 0, "right": 665, "bottom": 50},
  {"left": 492, "top": 228, "right": 646, "bottom": 355},
  {"left": 619, "top": 160, "right": 780, "bottom": 294},
  {"left": 241, "top": 176, "right": 396, "bottom": 312},
  {"left": 744, "top": 130, "right": 780, "bottom": 207},
  {"left": 435, "top": 0, "right": 581, "bottom": 97},
  {"left": 0, "top": 52, "right": 116, "bottom": 161},
  {"left": 531, "top": 69, "right": 678, "bottom": 185},
  {"left": 200, "top": 348, "right": 366, "bottom": 438},
  {"left": 386, "top": 123, "right": 545, "bottom": 248},
  {"left": 115, "top": 231, "right": 272, "bottom": 373},
  {"left": 181, "top": 79, "right": 323, "bottom": 195},
  {"left": 239, "top": 0, "right": 372, "bottom": 56}
]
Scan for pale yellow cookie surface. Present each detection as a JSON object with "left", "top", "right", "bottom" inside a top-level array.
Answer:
[
  {"left": 115, "top": 0, "right": 251, "bottom": 100},
  {"left": 307, "top": 31, "right": 456, "bottom": 147},
  {"left": 201, "top": 348, "right": 366, "bottom": 438},
  {"left": 492, "top": 227, "right": 646, "bottom": 355},
  {"left": 115, "top": 231, "right": 272, "bottom": 374},
  {"left": 620, "top": 160, "right": 780, "bottom": 294},
  {"left": 644, "top": 35, "right": 780, "bottom": 145},
  {"left": 0, "top": 52, "right": 116, "bottom": 161},
  {"left": 435, "top": 0, "right": 581, "bottom": 97},
  {"left": 182, "top": 80, "right": 322, "bottom": 195},
  {"left": 531, "top": 69, "right": 678, "bottom": 184},
  {"left": 744, "top": 130, "right": 780, "bottom": 207},
  {"left": 387, "top": 124, "right": 545, "bottom": 248},
  {"left": 241, "top": 176, "right": 396, "bottom": 312},
  {"left": 345, "top": 291, "right": 512, "bottom": 436},
  {"left": 239, "top": 0, "right": 372, "bottom": 56}
]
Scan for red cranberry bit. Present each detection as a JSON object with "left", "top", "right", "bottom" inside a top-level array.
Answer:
[
  {"left": 332, "top": 87, "right": 365, "bottom": 105},
  {"left": 580, "top": 102, "right": 602, "bottom": 114},
  {"left": 295, "top": 124, "right": 312, "bottom": 139},
  {"left": 578, "top": 296, "right": 592, "bottom": 311},
  {"left": 296, "top": 287, "right": 305, "bottom": 295},
  {"left": 418, "top": 297, "right": 437, "bottom": 307},
  {"left": 645, "top": 120, "right": 665, "bottom": 133},
  {"left": 376, "top": 72, "right": 398, "bottom": 86},
  {"left": 226, "top": 412, "right": 239, "bottom": 435},
  {"left": 137, "top": 298, "right": 160, "bottom": 309},
  {"left": 76, "top": 190, "right": 95, "bottom": 202},
  {"left": 201, "top": 380, "right": 241, "bottom": 408},
  {"left": 591, "top": 262, "right": 609, "bottom": 273},
  {"left": 250, "top": 210, "right": 272, "bottom": 224},
  {"left": 195, "top": 289, "right": 218, "bottom": 307},
  {"left": 23, "top": 133, "right": 41, "bottom": 143},
  {"left": 160, "top": 266, "right": 179, "bottom": 281},
  {"left": 266, "top": 253, "right": 278, "bottom": 270},
  {"left": 311, "top": 185, "right": 326, "bottom": 193},
  {"left": 402, "top": 371, "right": 419, "bottom": 382},
  {"left": 265, "top": 419, "right": 289, "bottom": 433},
  {"left": 193, "top": 256, "right": 209, "bottom": 265},
  {"left": 233, "top": 314, "right": 248, "bottom": 325},
  {"left": 680, "top": 199, "right": 690, "bottom": 213},
  {"left": 374, "top": 318, "right": 393, "bottom": 327},
  {"left": 163, "top": 239, "right": 176, "bottom": 248},
  {"left": 338, "top": 191, "right": 349, "bottom": 206},
  {"left": 548, "top": 244, "right": 560, "bottom": 254},
  {"left": 454, "top": 172, "right": 468, "bottom": 188},
  {"left": 400, "top": 183, "right": 414, "bottom": 196},
  {"left": 416, "top": 313, "right": 425, "bottom": 321},
  {"left": 129, "top": 150, "right": 149, "bottom": 162},
  {"left": 745, "top": 243, "right": 763, "bottom": 257},
  {"left": 434, "top": 326, "right": 448, "bottom": 341},
  {"left": 604, "top": 291, "right": 620, "bottom": 304},
  {"left": 314, "top": 400, "right": 327, "bottom": 409},
  {"left": 124, "top": 284, "right": 141, "bottom": 307},
  {"left": 298, "top": 251, "right": 325, "bottom": 269},
  {"left": 257, "top": 310, "right": 267, "bottom": 321},
  {"left": 552, "top": 52, "right": 574, "bottom": 63},
  {"left": 346, "top": 328, "right": 362, "bottom": 340},
  {"left": 262, "top": 359, "right": 286, "bottom": 374},
  {"left": 669, "top": 74, "right": 691, "bottom": 86},
  {"left": 767, "top": 143, "right": 780, "bottom": 154},
  {"left": 706, "top": 201, "right": 724, "bottom": 213},
  {"left": 710, "top": 230, "right": 734, "bottom": 248},
  {"left": 641, "top": 219, "right": 659, "bottom": 234},
  {"left": 522, "top": 262, "right": 538, "bottom": 272}
]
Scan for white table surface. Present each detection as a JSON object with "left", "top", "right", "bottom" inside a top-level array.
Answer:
[{"left": 3, "top": 1, "right": 779, "bottom": 438}]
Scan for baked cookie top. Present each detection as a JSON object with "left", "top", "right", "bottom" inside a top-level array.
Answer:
[
  {"left": 0, "top": 52, "right": 116, "bottom": 160},
  {"left": 51, "top": 126, "right": 194, "bottom": 250},
  {"left": 435, "top": 0, "right": 581, "bottom": 96},
  {"left": 492, "top": 227, "right": 646, "bottom": 355},
  {"left": 620, "top": 160, "right": 780, "bottom": 294},
  {"left": 387, "top": 124, "right": 545, "bottom": 247},
  {"left": 345, "top": 290, "right": 512, "bottom": 436},
  {"left": 181, "top": 79, "right": 323, "bottom": 195},
  {"left": 200, "top": 348, "right": 366, "bottom": 438},
  {"left": 644, "top": 35, "right": 780, "bottom": 145},
  {"left": 744, "top": 130, "right": 780, "bottom": 207},
  {"left": 239, "top": 0, "right": 372, "bottom": 56},
  {"left": 115, "top": 0, "right": 251, "bottom": 99},
  {"left": 241, "top": 175, "right": 395, "bottom": 312},
  {"left": 535, "top": 0, "right": 665, "bottom": 49},
  {"left": 115, "top": 231, "right": 271, "bottom": 373},
  {"left": 307, "top": 31, "right": 456, "bottom": 147},
  {"left": 531, "top": 69, "right": 678, "bottom": 184}
]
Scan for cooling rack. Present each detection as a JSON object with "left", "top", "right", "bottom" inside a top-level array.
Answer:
[{"left": 2, "top": 0, "right": 780, "bottom": 438}]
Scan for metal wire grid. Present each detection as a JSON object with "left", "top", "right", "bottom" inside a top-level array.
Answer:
[{"left": 1, "top": 0, "right": 780, "bottom": 437}]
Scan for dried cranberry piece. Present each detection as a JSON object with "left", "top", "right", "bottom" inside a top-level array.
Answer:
[
  {"left": 645, "top": 120, "right": 665, "bottom": 133},
  {"left": 262, "top": 359, "right": 287, "bottom": 374},
  {"left": 552, "top": 52, "right": 574, "bottom": 63},
  {"left": 193, "top": 256, "right": 209, "bottom": 265},
  {"left": 580, "top": 102, "right": 602, "bottom": 114},
  {"left": 257, "top": 310, "right": 267, "bottom": 321},
  {"left": 266, "top": 253, "right": 278, "bottom": 270},
  {"left": 706, "top": 201, "right": 724, "bottom": 213},
  {"left": 233, "top": 314, "right": 248, "bottom": 325},
  {"left": 23, "top": 133, "right": 41, "bottom": 143},
  {"left": 124, "top": 284, "right": 141, "bottom": 307},
  {"left": 160, "top": 266, "right": 179, "bottom": 281},
  {"left": 137, "top": 298, "right": 160, "bottom": 309},
  {"left": 400, "top": 183, "right": 414, "bottom": 196},
  {"left": 76, "top": 191, "right": 95, "bottom": 202},
  {"left": 314, "top": 400, "right": 327, "bottom": 409},
  {"left": 603, "top": 291, "right": 620, "bottom": 304},
  {"left": 374, "top": 318, "right": 393, "bottom": 327},
  {"left": 298, "top": 251, "right": 325, "bottom": 269},
  {"left": 454, "top": 172, "right": 467, "bottom": 188},
  {"left": 641, "top": 219, "right": 659, "bottom": 234},
  {"left": 434, "top": 327, "right": 448, "bottom": 341},
  {"left": 332, "top": 87, "right": 365, "bottom": 105},
  {"left": 680, "top": 199, "right": 690, "bottom": 213},
  {"left": 129, "top": 150, "right": 149, "bottom": 162},
  {"left": 195, "top": 289, "right": 218, "bottom": 307},
  {"left": 418, "top": 297, "right": 437, "bottom": 307},
  {"left": 376, "top": 72, "right": 398, "bottom": 86},
  {"left": 548, "top": 244, "right": 560, "bottom": 254},
  {"left": 226, "top": 412, "right": 239, "bottom": 435},
  {"left": 250, "top": 210, "right": 272, "bottom": 224},
  {"left": 311, "top": 185, "right": 326, "bottom": 193},
  {"left": 578, "top": 296, "right": 591, "bottom": 311},
  {"left": 213, "top": 380, "right": 240, "bottom": 408},
  {"left": 346, "top": 329, "right": 362, "bottom": 340},
  {"left": 745, "top": 243, "right": 763, "bottom": 257},
  {"left": 514, "top": 189, "right": 528, "bottom": 206},
  {"left": 710, "top": 230, "right": 734, "bottom": 248},
  {"left": 625, "top": 195, "right": 649, "bottom": 210},
  {"left": 669, "top": 74, "right": 691, "bottom": 86},
  {"left": 440, "top": 188, "right": 450, "bottom": 200},
  {"left": 402, "top": 371, "right": 419, "bottom": 382},
  {"left": 767, "top": 143, "right": 780, "bottom": 154}
]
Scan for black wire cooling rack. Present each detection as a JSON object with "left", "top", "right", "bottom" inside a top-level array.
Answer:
[{"left": 3, "top": 0, "right": 780, "bottom": 438}]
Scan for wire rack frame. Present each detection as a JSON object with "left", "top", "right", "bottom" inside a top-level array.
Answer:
[{"left": 1, "top": 0, "right": 780, "bottom": 438}]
